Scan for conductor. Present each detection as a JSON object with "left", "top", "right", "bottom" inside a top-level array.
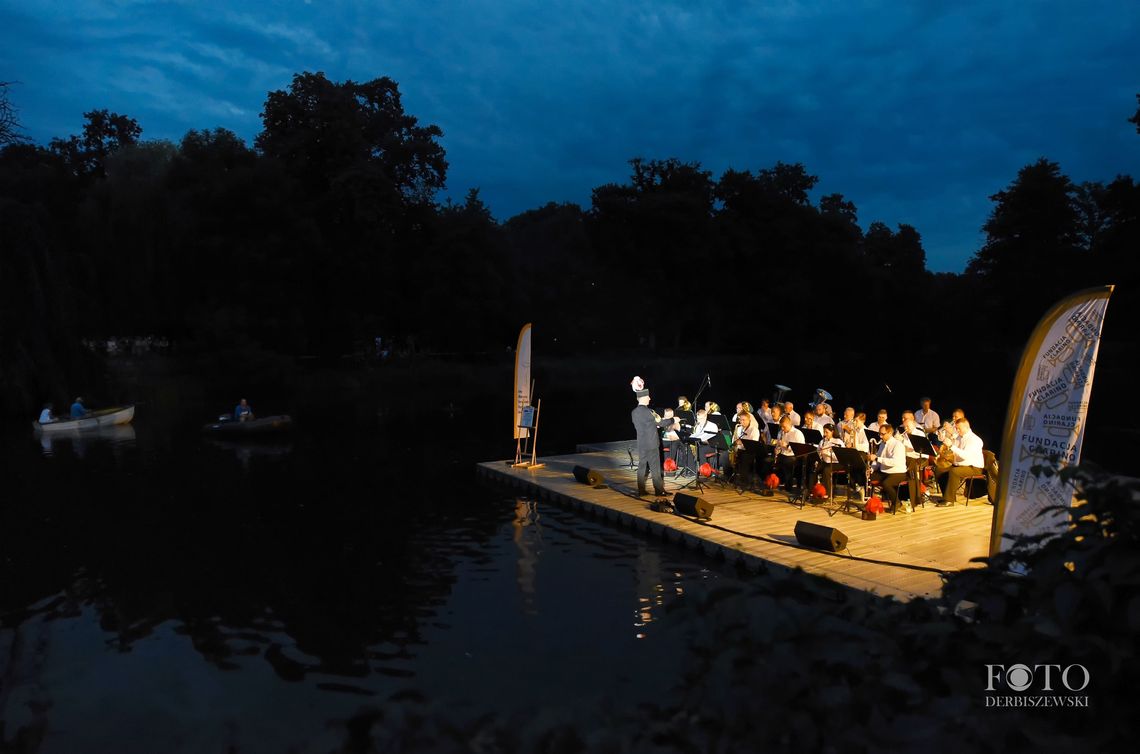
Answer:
[{"left": 630, "top": 376, "right": 671, "bottom": 499}]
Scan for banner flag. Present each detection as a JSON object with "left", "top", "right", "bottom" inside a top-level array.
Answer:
[
  {"left": 990, "top": 286, "right": 1113, "bottom": 556},
  {"left": 513, "top": 323, "right": 532, "bottom": 440}
]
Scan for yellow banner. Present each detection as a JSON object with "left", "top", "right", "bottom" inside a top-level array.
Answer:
[
  {"left": 513, "top": 323, "right": 532, "bottom": 440},
  {"left": 990, "top": 286, "right": 1113, "bottom": 555}
]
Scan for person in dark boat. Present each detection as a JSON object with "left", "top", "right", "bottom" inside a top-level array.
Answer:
[
  {"left": 70, "top": 397, "right": 88, "bottom": 419},
  {"left": 234, "top": 399, "right": 255, "bottom": 422}
]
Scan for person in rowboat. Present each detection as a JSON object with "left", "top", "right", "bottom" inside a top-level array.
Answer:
[
  {"left": 39, "top": 403, "right": 57, "bottom": 424},
  {"left": 234, "top": 399, "right": 255, "bottom": 422},
  {"left": 70, "top": 397, "right": 88, "bottom": 419}
]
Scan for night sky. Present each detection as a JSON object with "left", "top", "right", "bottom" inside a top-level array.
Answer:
[{"left": 2, "top": 1, "right": 1138, "bottom": 272}]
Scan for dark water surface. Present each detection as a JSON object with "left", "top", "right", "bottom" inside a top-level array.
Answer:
[{"left": 0, "top": 376, "right": 744, "bottom": 752}]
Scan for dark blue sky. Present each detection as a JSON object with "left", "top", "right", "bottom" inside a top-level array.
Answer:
[{"left": 2, "top": 1, "right": 1138, "bottom": 271}]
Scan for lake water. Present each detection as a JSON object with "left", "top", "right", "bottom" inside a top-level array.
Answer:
[{"left": 0, "top": 384, "right": 745, "bottom": 752}]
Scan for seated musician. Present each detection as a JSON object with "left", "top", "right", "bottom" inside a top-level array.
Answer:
[
  {"left": 935, "top": 408, "right": 967, "bottom": 445},
  {"left": 774, "top": 415, "right": 805, "bottom": 491},
  {"left": 810, "top": 423, "right": 844, "bottom": 499},
  {"left": 868, "top": 409, "right": 889, "bottom": 433},
  {"left": 837, "top": 407, "right": 856, "bottom": 436},
  {"left": 730, "top": 410, "right": 762, "bottom": 489},
  {"left": 758, "top": 399, "right": 773, "bottom": 425},
  {"left": 802, "top": 412, "right": 817, "bottom": 434},
  {"left": 677, "top": 396, "right": 692, "bottom": 413},
  {"left": 769, "top": 403, "right": 784, "bottom": 428},
  {"left": 732, "top": 401, "right": 754, "bottom": 423},
  {"left": 898, "top": 410, "right": 928, "bottom": 506},
  {"left": 937, "top": 417, "right": 984, "bottom": 504},
  {"left": 783, "top": 401, "right": 801, "bottom": 427},
  {"left": 849, "top": 412, "right": 871, "bottom": 453},
  {"left": 812, "top": 403, "right": 835, "bottom": 428},
  {"left": 869, "top": 423, "right": 910, "bottom": 513}
]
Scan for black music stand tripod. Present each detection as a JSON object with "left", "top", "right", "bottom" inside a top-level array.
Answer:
[
  {"left": 832, "top": 446, "right": 870, "bottom": 514},
  {"left": 787, "top": 442, "right": 820, "bottom": 509}
]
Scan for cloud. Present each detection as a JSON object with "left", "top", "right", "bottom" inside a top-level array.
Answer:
[{"left": 3, "top": 0, "right": 1138, "bottom": 272}]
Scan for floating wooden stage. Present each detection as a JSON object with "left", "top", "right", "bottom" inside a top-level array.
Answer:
[{"left": 477, "top": 441, "right": 995, "bottom": 602}]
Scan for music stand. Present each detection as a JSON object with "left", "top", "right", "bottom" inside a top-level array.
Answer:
[
  {"left": 704, "top": 432, "right": 732, "bottom": 487},
  {"left": 832, "top": 446, "right": 870, "bottom": 513},
  {"left": 905, "top": 433, "right": 937, "bottom": 504},
  {"left": 737, "top": 438, "right": 766, "bottom": 493},
  {"left": 787, "top": 442, "right": 819, "bottom": 509},
  {"left": 767, "top": 422, "right": 781, "bottom": 440},
  {"left": 800, "top": 428, "right": 822, "bottom": 444},
  {"left": 712, "top": 413, "right": 731, "bottom": 432}
]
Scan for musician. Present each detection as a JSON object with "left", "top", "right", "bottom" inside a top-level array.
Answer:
[
  {"left": 770, "top": 403, "right": 784, "bottom": 426},
  {"left": 783, "top": 401, "right": 801, "bottom": 427},
  {"left": 690, "top": 408, "right": 718, "bottom": 441},
  {"left": 837, "top": 407, "right": 856, "bottom": 436},
  {"left": 935, "top": 408, "right": 967, "bottom": 445},
  {"left": 869, "top": 423, "right": 910, "bottom": 513},
  {"left": 730, "top": 411, "right": 762, "bottom": 488},
  {"left": 810, "top": 423, "right": 845, "bottom": 499},
  {"left": 915, "top": 397, "right": 941, "bottom": 434},
  {"left": 802, "top": 412, "right": 817, "bottom": 434},
  {"left": 937, "top": 418, "right": 984, "bottom": 505},
  {"left": 631, "top": 386, "right": 672, "bottom": 498},
  {"left": 898, "top": 411, "right": 928, "bottom": 507},
  {"left": 868, "top": 409, "right": 890, "bottom": 433},
  {"left": 812, "top": 403, "right": 835, "bottom": 427},
  {"left": 774, "top": 415, "right": 805, "bottom": 491},
  {"left": 758, "top": 399, "right": 773, "bottom": 425},
  {"left": 731, "top": 401, "right": 754, "bottom": 423},
  {"left": 848, "top": 412, "right": 870, "bottom": 453}
]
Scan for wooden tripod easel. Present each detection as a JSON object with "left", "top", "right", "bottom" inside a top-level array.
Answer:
[{"left": 513, "top": 398, "right": 544, "bottom": 469}]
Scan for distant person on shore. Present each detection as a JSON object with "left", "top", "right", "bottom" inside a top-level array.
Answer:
[
  {"left": 39, "top": 403, "right": 56, "bottom": 424},
  {"left": 234, "top": 399, "right": 255, "bottom": 422},
  {"left": 70, "top": 397, "right": 88, "bottom": 419}
]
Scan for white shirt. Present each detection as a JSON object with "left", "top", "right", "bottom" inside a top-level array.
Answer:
[
  {"left": 786, "top": 410, "right": 801, "bottom": 426},
  {"left": 899, "top": 426, "right": 926, "bottom": 459},
  {"left": 814, "top": 413, "right": 835, "bottom": 427},
  {"left": 759, "top": 407, "right": 773, "bottom": 424},
  {"left": 952, "top": 430, "right": 984, "bottom": 468},
  {"left": 874, "top": 436, "right": 908, "bottom": 474},
  {"left": 735, "top": 423, "right": 761, "bottom": 444},
  {"left": 38, "top": 409, "right": 55, "bottom": 424},
  {"left": 818, "top": 437, "right": 844, "bottom": 464},
  {"left": 916, "top": 408, "right": 941, "bottom": 432},
  {"left": 776, "top": 427, "right": 804, "bottom": 456},
  {"left": 850, "top": 426, "right": 870, "bottom": 453},
  {"left": 690, "top": 419, "right": 718, "bottom": 441}
]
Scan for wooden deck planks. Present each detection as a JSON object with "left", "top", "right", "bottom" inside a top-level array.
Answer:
[{"left": 478, "top": 442, "right": 994, "bottom": 602}]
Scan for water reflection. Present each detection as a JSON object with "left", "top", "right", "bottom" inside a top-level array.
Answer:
[
  {"left": 36, "top": 423, "right": 136, "bottom": 458},
  {"left": 204, "top": 438, "right": 294, "bottom": 469},
  {"left": 1, "top": 399, "right": 744, "bottom": 752}
]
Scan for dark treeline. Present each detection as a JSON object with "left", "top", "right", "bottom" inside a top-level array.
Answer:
[{"left": 1, "top": 76, "right": 1138, "bottom": 416}]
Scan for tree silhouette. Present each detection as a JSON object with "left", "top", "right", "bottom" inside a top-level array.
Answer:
[
  {"left": 0, "top": 81, "right": 23, "bottom": 145},
  {"left": 49, "top": 109, "right": 142, "bottom": 178}
]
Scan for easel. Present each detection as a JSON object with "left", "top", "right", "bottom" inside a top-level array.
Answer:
[{"left": 513, "top": 399, "right": 545, "bottom": 469}]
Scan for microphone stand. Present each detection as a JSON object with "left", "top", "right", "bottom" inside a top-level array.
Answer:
[{"left": 677, "top": 373, "right": 710, "bottom": 491}]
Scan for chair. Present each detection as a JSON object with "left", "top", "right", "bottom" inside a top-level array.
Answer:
[{"left": 961, "top": 451, "right": 994, "bottom": 506}]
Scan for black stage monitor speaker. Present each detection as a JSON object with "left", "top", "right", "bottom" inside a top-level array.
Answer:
[
  {"left": 794, "top": 520, "right": 849, "bottom": 552},
  {"left": 572, "top": 465, "right": 605, "bottom": 487},
  {"left": 673, "top": 492, "right": 714, "bottom": 520}
]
